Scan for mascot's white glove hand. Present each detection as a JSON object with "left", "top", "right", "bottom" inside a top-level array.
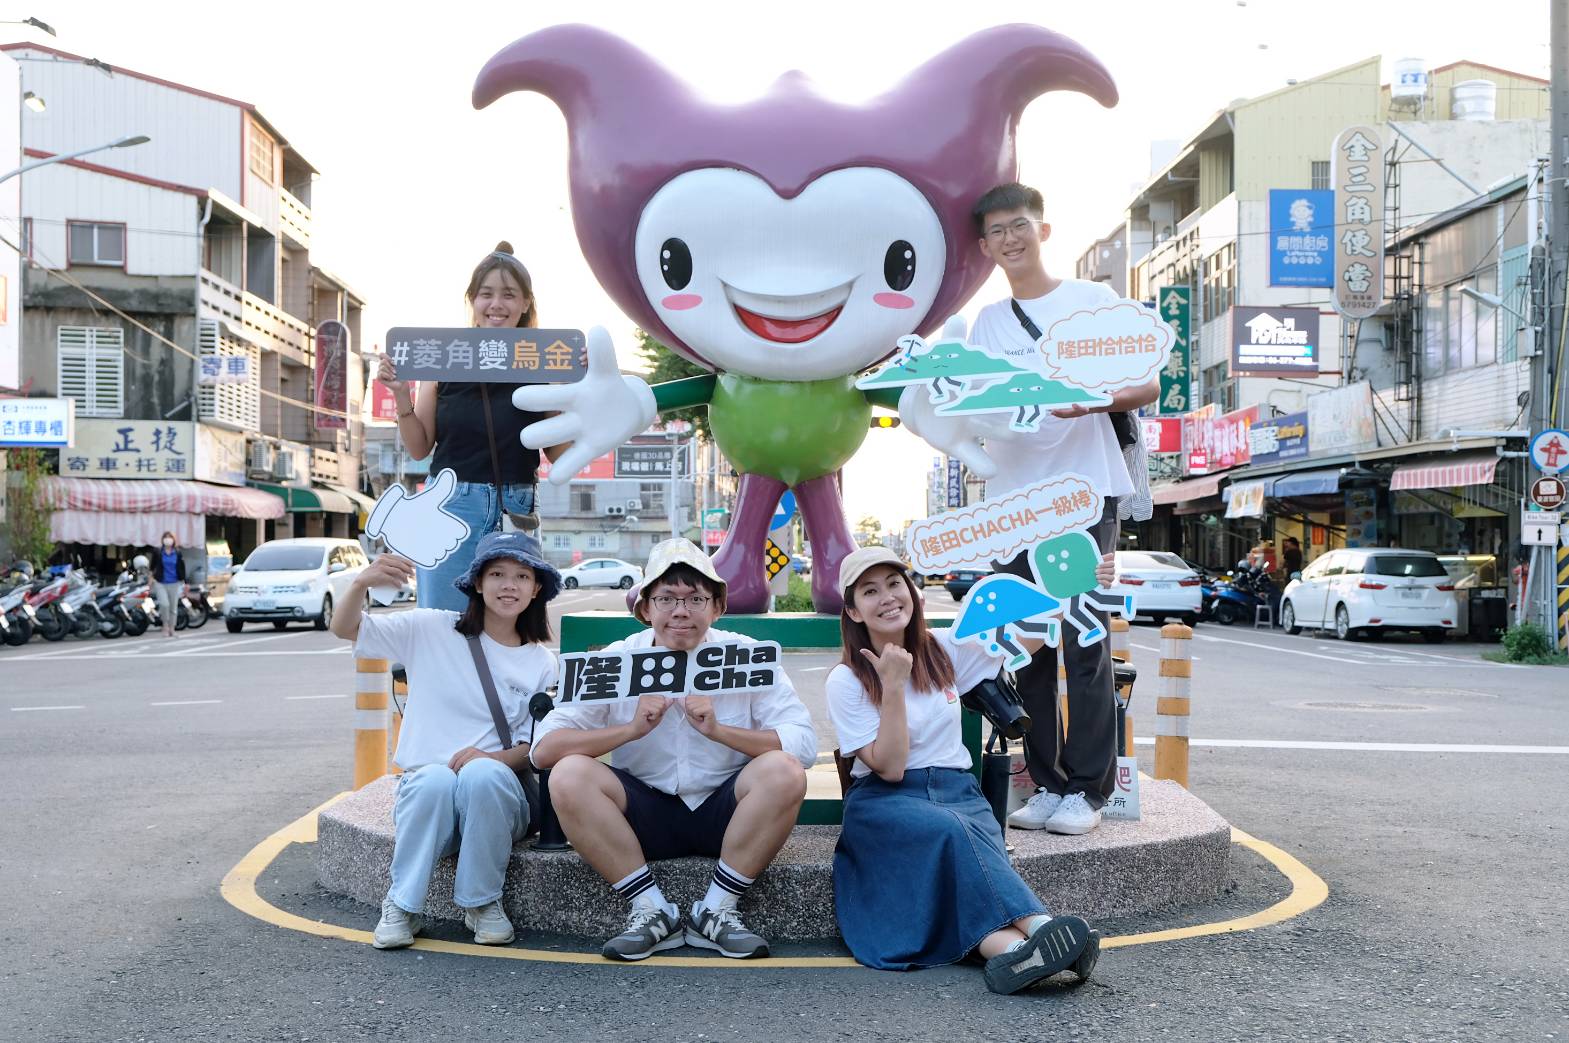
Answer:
[
  {"left": 512, "top": 325, "right": 658, "bottom": 484},
  {"left": 897, "top": 315, "right": 1000, "bottom": 480}
]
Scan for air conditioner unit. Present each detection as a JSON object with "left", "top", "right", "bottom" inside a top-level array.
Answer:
[
  {"left": 627, "top": 499, "right": 643, "bottom": 511},
  {"left": 274, "top": 452, "right": 297, "bottom": 481},
  {"left": 248, "top": 442, "right": 274, "bottom": 475},
  {"left": 603, "top": 504, "right": 625, "bottom": 517}
]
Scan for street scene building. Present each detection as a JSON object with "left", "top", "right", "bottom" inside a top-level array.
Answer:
[{"left": 1, "top": 42, "right": 370, "bottom": 580}]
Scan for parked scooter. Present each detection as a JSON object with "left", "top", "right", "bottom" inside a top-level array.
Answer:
[
  {"left": 1207, "top": 561, "right": 1278, "bottom": 625},
  {"left": 0, "top": 564, "right": 38, "bottom": 645},
  {"left": 183, "top": 582, "right": 213, "bottom": 629},
  {"left": 26, "top": 571, "right": 76, "bottom": 642}
]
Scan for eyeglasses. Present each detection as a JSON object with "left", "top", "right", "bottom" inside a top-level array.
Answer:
[
  {"left": 984, "top": 218, "right": 1037, "bottom": 242},
  {"left": 650, "top": 594, "right": 712, "bottom": 611}
]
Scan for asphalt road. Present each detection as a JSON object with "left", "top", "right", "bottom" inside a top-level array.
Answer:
[{"left": 2, "top": 586, "right": 1565, "bottom": 1041}]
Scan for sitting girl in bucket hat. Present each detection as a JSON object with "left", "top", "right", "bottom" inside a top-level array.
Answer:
[{"left": 329, "top": 531, "right": 561, "bottom": 949}]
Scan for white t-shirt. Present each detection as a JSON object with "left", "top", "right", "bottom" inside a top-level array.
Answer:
[
  {"left": 826, "top": 628, "right": 1003, "bottom": 778},
  {"left": 968, "top": 279, "right": 1135, "bottom": 499},
  {"left": 531, "top": 626, "right": 818, "bottom": 809},
  {"left": 354, "top": 609, "right": 558, "bottom": 772}
]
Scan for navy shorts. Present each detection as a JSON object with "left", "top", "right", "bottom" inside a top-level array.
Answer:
[{"left": 611, "top": 766, "right": 741, "bottom": 862}]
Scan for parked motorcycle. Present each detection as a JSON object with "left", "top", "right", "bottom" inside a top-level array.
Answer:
[
  {"left": 1207, "top": 562, "right": 1279, "bottom": 626},
  {"left": 26, "top": 572, "right": 75, "bottom": 642},
  {"left": 123, "top": 583, "right": 153, "bottom": 637},
  {"left": 183, "top": 583, "right": 212, "bottom": 629},
  {"left": 92, "top": 582, "right": 134, "bottom": 639},
  {"left": 0, "top": 576, "right": 37, "bottom": 645}
]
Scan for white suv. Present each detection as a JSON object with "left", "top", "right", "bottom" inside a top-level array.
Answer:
[
  {"left": 225, "top": 538, "right": 369, "bottom": 633},
  {"left": 1280, "top": 548, "right": 1458, "bottom": 642}
]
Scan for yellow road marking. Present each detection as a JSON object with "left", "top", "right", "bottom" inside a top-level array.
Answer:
[{"left": 221, "top": 794, "right": 1328, "bottom": 968}]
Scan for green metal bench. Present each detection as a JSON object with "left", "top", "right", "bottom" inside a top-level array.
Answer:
[{"left": 559, "top": 611, "right": 980, "bottom": 825}]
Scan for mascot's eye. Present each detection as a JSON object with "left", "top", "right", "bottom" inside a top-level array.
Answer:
[
  {"left": 883, "top": 240, "right": 916, "bottom": 291},
  {"left": 660, "top": 239, "right": 693, "bottom": 290}
]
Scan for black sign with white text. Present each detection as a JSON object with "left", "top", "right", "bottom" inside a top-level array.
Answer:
[{"left": 384, "top": 327, "right": 587, "bottom": 383}]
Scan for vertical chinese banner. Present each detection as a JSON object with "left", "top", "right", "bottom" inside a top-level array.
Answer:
[
  {"left": 1331, "top": 125, "right": 1384, "bottom": 319},
  {"left": 1156, "top": 286, "right": 1191, "bottom": 415},
  {"left": 314, "top": 319, "right": 350, "bottom": 430}
]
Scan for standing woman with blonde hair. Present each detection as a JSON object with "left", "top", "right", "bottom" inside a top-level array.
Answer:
[{"left": 376, "top": 243, "right": 572, "bottom": 611}]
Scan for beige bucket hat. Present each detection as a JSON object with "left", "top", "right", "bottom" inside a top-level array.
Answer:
[{"left": 634, "top": 538, "right": 727, "bottom": 623}]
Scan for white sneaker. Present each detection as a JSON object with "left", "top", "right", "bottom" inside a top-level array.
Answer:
[
  {"left": 463, "top": 900, "right": 515, "bottom": 945},
  {"left": 1044, "top": 792, "right": 1102, "bottom": 835},
  {"left": 1008, "top": 790, "right": 1064, "bottom": 830},
  {"left": 372, "top": 897, "right": 423, "bottom": 949}
]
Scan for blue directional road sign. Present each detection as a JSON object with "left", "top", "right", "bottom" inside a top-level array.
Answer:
[{"left": 770, "top": 491, "right": 797, "bottom": 532}]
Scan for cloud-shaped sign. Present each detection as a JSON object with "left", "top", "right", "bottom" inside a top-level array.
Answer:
[
  {"left": 1036, "top": 300, "right": 1174, "bottom": 392},
  {"left": 906, "top": 474, "right": 1103, "bottom": 573}
]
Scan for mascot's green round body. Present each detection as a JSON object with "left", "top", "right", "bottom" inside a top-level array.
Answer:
[{"left": 708, "top": 374, "right": 871, "bottom": 487}]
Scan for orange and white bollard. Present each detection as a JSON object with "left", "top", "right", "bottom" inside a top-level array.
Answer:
[
  {"left": 1109, "top": 617, "right": 1130, "bottom": 663},
  {"left": 1058, "top": 654, "right": 1069, "bottom": 737},
  {"left": 353, "top": 657, "right": 389, "bottom": 789},
  {"left": 1154, "top": 623, "right": 1193, "bottom": 787}
]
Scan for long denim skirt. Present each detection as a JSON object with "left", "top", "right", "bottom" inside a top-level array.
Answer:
[{"left": 833, "top": 766, "right": 1046, "bottom": 971}]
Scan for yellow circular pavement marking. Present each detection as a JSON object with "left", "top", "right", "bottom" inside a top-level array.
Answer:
[{"left": 221, "top": 793, "right": 1327, "bottom": 968}]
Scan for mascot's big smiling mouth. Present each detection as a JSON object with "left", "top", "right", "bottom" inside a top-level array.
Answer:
[{"left": 725, "top": 281, "right": 850, "bottom": 345}]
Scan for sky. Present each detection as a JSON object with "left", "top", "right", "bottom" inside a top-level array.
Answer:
[{"left": 10, "top": 0, "right": 1554, "bottom": 530}]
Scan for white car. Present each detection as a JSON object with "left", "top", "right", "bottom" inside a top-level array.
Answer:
[
  {"left": 559, "top": 557, "right": 643, "bottom": 590},
  {"left": 1280, "top": 548, "right": 1458, "bottom": 642},
  {"left": 225, "top": 538, "right": 369, "bottom": 632},
  {"left": 1107, "top": 551, "right": 1203, "bottom": 625}
]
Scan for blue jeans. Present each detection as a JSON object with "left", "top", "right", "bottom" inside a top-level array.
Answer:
[
  {"left": 388, "top": 760, "right": 530, "bottom": 913},
  {"left": 416, "top": 481, "right": 537, "bottom": 612}
]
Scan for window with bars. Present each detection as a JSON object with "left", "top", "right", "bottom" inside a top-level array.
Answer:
[
  {"left": 67, "top": 222, "right": 125, "bottom": 267},
  {"left": 550, "top": 533, "right": 572, "bottom": 550},
  {"left": 57, "top": 326, "right": 125, "bottom": 417},
  {"left": 1310, "top": 161, "right": 1331, "bottom": 191},
  {"left": 571, "top": 487, "right": 595, "bottom": 513},
  {"left": 586, "top": 534, "right": 608, "bottom": 550}
]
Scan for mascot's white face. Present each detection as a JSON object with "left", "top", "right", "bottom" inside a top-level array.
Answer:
[{"left": 634, "top": 167, "right": 945, "bottom": 382}]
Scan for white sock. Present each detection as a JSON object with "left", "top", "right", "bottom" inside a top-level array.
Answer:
[
  {"left": 612, "top": 865, "right": 670, "bottom": 915},
  {"left": 1023, "top": 914, "right": 1051, "bottom": 936},
  {"left": 701, "top": 859, "right": 755, "bottom": 912}
]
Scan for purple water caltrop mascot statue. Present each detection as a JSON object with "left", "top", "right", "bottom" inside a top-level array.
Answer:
[{"left": 474, "top": 24, "right": 1116, "bottom": 613}]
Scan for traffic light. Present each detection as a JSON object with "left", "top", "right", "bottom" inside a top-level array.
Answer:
[{"left": 869, "top": 416, "right": 901, "bottom": 429}]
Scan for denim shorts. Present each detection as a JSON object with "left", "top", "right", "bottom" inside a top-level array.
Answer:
[
  {"left": 415, "top": 481, "right": 537, "bottom": 613},
  {"left": 612, "top": 765, "right": 741, "bottom": 862}
]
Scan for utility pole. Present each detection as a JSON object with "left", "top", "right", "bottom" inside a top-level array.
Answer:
[{"left": 1540, "top": 0, "right": 1568, "bottom": 639}]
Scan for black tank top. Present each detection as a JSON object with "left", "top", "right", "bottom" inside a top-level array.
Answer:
[{"left": 431, "top": 382, "right": 549, "bottom": 485}]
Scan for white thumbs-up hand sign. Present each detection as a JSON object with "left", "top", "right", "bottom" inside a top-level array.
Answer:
[
  {"left": 511, "top": 326, "right": 657, "bottom": 485},
  {"left": 363, "top": 467, "right": 471, "bottom": 570}
]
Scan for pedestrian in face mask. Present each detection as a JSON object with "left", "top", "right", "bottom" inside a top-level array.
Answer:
[{"left": 146, "top": 532, "right": 186, "bottom": 638}]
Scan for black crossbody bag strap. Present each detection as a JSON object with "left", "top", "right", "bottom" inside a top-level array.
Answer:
[
  {"left": 465, "top": 634, "right": 514, "bottom": 749},
  {"left": 1010, "top": 297, "right": 1137, "bottom": 450},
  {"left": 479, "top": 386, "right": 507, "bottom": 500}
]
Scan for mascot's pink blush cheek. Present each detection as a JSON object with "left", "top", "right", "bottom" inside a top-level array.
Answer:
[
  {"left": 662, "top": 294, "right": 703, "bottom": 310},
  {"left": 874, "top": 292, "right": 915, "bottom": 309}
]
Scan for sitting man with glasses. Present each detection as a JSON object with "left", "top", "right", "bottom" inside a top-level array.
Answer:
[{"left": 531, "top": 538, "right": 816, "bottom": 961}]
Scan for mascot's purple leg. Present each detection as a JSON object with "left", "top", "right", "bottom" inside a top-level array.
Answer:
[
  {"left": 711, "top": 473, "right": 786, "bottom": 614},
  {"left": 795, "top": 471, "right": 857, "bottom": 614}
]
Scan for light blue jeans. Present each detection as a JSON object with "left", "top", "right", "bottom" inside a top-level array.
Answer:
[
  {"left": 388, "top": 759, "right": 530, "bottom": 913},
  {"left": 416, "top": 481, "right": 537, "bottom": 612}
]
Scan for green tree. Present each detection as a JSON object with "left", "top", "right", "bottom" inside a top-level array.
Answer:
[
  {"left": 634, "top": 330, "right": 711, "bottom": 440},
  {"left": 855, "top": 514, "right": 884, "bottom": 547},
  {"left": 6, "top": 448, "right": 56, "bottom": 569}
]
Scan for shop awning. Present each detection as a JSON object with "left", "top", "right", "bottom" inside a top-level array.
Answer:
[
  {"left": 1151, "top": 474, "right": 1225, "bottom": 506},
  {"left": 1389, "top": 453, "right": 1500, "bottom": 492},
  {"left": 312, "top": 485, "right": 355, "bottom": 514},
  {"left": 43, "top": 477, "right": 284, "bottom": 519},
  {"left": 248, "top": 480, "right": 325, "bottom": 512},
  {"left": 1271, "top": 467, "right": 1344, "bottom": 498},
  {"left": 323, "top": 484, "right": 377, "bottom": 515}
]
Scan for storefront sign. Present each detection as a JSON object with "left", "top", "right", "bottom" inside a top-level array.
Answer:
[
  {"left": 1268, "top": 189, "right": 1334, "bottom": 288},
  {"left": 1184, "top": 406, "right": 1257, "bottom": 476},
  {"left": 1231, "top": 306, "right": 1320, "bottom": 376},
  {"left": 614, "top": 443, "right": 691, "bottom": 479},
  {"left": 1345, "top": 488, "right": 1378, "bottom": 548},
  {"left": 1307, "top": 382, "right": 1377, "bottom": 454},
  {"left": 199, "top": 353, "right": 251, "bottom": 384},
  {"left": 385, "top": 327, "right": 587, "bottom": 384},
  {"left": 946, "top": 457, "right": 964, "bottom": 507},
  {"left": 369, "top": 379, "right": 405, "bottom": 423},
  {"left": 1249, "top": 411, "right": 1309, "bottom": 465},
  {"left": 1140, "top": 416, "right": 1183, "bottom": 454},
  {"left": 194, "top": 423, "right": 248, "bottom": 486},
  {"left": 1530, "top": 475, "right": 1565, "bottom": 511},
  {"left": 1156, "top": 286, "right": 1191, "bottom": 415},
  {"left": 314, "top": 320, "right": 350, "bottom": 431},
  {"left": 537, "top": 450, "right": 614, "bottom": 482},
  {"left": 62, "top": 419, "right": 193, "bottom": 478},
  {"left": 0, "top": 396, "right": 73, "bottom": 447},
  {"left": 1225, "top": 480, "right": 1267, "bottom": 519},
  {"left": 1332, "top": 125, "right": 1384, "bottom": 319}
]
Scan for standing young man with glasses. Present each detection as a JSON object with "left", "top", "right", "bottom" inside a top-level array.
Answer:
[
  {"left": 530, "top": 538, "right": 815, "bottom": 961},
  {"left": 911, "top": 183, "right": 1158, "bottom": 836}
]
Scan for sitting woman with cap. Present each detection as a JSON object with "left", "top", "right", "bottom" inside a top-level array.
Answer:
[
  {"left": 329, "top": 531, "right": 561, "bottom": 950},
  {"left": 827, "top": 545, "right": 1113, "bottom": 994}
]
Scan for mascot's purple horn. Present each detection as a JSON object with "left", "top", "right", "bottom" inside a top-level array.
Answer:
[{"left": 472, "top": 23, "right": 1118, "bottom": 366}]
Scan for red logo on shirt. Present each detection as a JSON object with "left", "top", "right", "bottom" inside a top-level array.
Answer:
[{"left": 943, "top": 688, "right": 958, "bottom": 704}]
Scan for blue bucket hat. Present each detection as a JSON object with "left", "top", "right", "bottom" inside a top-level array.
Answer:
[{"left": 454, "top": 531, "right": 562, "bottom": 603}]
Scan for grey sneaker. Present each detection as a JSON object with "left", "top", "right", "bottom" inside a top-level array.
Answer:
[
  {"left": 463, "top": 900, "right": 515, "bottom": 945},
  {"left": 685, "top": 902, "right": 769, "bottom": 959},
  {"left": 372, "top": 897, "right": 423, "bottom": 950},
  {"left": 602, "top": 905, "right": 684, "bottom": 961},
  {"left": 983, "top": 915, "right": 1093, "bottom": 995}
]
